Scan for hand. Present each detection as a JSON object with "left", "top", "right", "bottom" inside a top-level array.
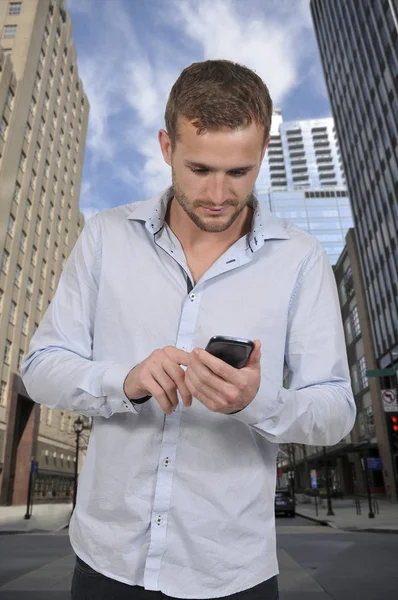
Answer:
[
  {"left": 123, "top": 346, "right": 192, "bottom": 414},
  {"left": 185, "top": 340, "right": 261, "bottom": 414}
]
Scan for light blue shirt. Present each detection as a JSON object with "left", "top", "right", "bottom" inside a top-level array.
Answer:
[{"left": 22, "top": 187, "right": 355, "bottom": 599}]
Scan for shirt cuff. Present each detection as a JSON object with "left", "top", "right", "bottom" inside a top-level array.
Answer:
[
  {"left": 229, "top": 378, "right": 281, "bottom": 426},
  {"left": 101, "top": 363, "right": 141, "bottom": 416}
]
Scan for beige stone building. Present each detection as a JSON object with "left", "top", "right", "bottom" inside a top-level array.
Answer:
[{"left": 0, "top": 0, "right": 89, "bottom": 505}]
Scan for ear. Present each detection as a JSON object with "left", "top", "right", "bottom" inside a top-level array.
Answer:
[
  {"left": 261, "top": 136, "right": 271, "bottom": 162},
  {"left": 158, "top": 129, "right": 172, "bottom": 167}
]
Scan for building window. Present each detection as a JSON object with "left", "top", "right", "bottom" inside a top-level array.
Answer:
[
  {"left": 22, "top": 312, "right": 28, "bottom": 335},
  {"left": 24, "top": 123, "right": 31, "bottom": 142},
  {"left": 50, "top": 271, "right": 55, "bottom": 290},
  {"left": 39, "top": 48, "right": 45, "bottom": 64},
  {"left": 60, "top": 413, "right": 65, "bottom": 431},
  {"left": 351, "top": 305, "right": 361, "bottom": 338},
  {"left": 7, "top": 214, "right": 15, "bottom": 236},
  {"left": 0, "top": 118, "right": 8, "bottom": 139},
  {"left": 8, "top": 3, "right": 22, "bottom": 16},
  {"left": 30, "top": 170, "right": 36, "bottom": 189},
  {"left": 17, "top": 349, "right": 24, "bottom": 371},
  {"left": 46, "top": 408, "right": 52, "bottom": 426},
  {"left": 26, "top": 277, "right": 33, "bottom": 299},
  {"left": 4, "top": 339, "right": 12, "bottom": 365},
  {"left": 49, "top": 201, "right": 54, "bottom": 219},
  {"left": 350, "top": 364, "right": 360, "bottom": 395},
  {"left": 24, "top": 199, "right": 31, "bottom": 219},
  {"left": 37, "top": 290, "right": 43, "bottom": 310},
  {"left": 13, "top": 182, "right": 21, "bottom": 203},
  {"left": 34, "top": 142, "right": 41, "bottom": 160},
  {"left": 9, "top": 300, "right": 16, "bottom": 324},
  {"left": 19, "top": 152, "right": 26, "bottom": 172},
  {"left": 3, "top": 25, "right": 17, "bottom": 38},
  {"left": 1, "top": 250, "right": 10, "bottom": 274},
  {"left": 358, "top": 356, "right": 368, "bottom": 390},
  {"left": 19, "top": 231, "right": 27, "bottom": 253},
  {"left": 14, "top": 264, "right": 22, "bottom": 287},
  {"left": 31, "top": 245, "right": 37, "bottom": 266},
  {"left": 6, "top": 88, "right": 14, "bottom": 109},
  {"left": 365, "top": 406, "right": 375, "bottom": 437},
  {"left": 53, "top": 242, "right": 58, "bottom": 260},
  {"left": 0, "top": 289, "right": 3, "bottom": 313},
  {"left": 41, "top": 258, "right": 47, "bottom": 279},
  {"left": 56, "top": 216, "right": 61, "bottom": 233},
  {"left": 0, "top": 381, "right": 7, "bottom": 405},
  {"left": 35, "top": 215, "right": 41, "bottom": 236},
  {"left": 45, "top": 229, "right": 51, "bottom": 248}
]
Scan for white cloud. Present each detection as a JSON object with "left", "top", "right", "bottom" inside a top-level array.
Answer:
[{"left": 69, "top": 0, "right": 325, "bottom": 212}]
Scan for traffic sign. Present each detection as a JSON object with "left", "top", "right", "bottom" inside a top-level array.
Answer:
[
  {"left": 32, "top": 461, "right": 39, "bottom": 473},
  {"left": 310, "top": 469, "right": 318, "bottom": 489},
  {"left": 382, "top": 389, "right": 398, "bottom": 412},
  {"left": 367, "top": 457, "right": 383, "bottom": 471}
]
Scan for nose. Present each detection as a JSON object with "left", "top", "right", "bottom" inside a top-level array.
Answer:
[{"left": 205, "top": 173, "right": 229, "bottom": 206}]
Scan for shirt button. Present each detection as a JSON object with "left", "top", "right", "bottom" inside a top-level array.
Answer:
[
  {"left": 156, "top": 516, "right": 163, "bottom": 525},
  {"left": 189, "top": 293, "right": 196, "bottom": 301},
  {"left": 164, "top": 458, "right": 171, "bottom": 467}
]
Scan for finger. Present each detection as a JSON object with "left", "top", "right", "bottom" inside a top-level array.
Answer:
[
  {"left": 244, "top": 339, "right": 261, "bottom": 369},
  {"left": 149, "top": 367, "right": 179, "bottom": 413},
  {"left": 163, "top": 360, "right": 192, "bottom": 407},
  {"left": 164, "top": 346, "right": 191, "bottom": 366},
  {"left": 185, "top": 373, "right": 216, "bottom": 411},
  {"left": 187, "top": 354, "right": 233, "bottom": 396},
  {"left": 193, "top": 348, "right": 240, "bottom": 383},
  {"left": 186, "top": 365, "right": 232, "bottom": 407}
]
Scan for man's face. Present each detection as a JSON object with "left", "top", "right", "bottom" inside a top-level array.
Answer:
[{"left": 159, "top": 117, "right": 268, "bottom": 233}]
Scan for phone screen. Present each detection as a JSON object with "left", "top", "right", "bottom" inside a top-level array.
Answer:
[{"left": 205, "top": 336, "right": 254, "bottom": 369}]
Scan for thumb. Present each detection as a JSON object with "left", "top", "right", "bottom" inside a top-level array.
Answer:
[{"left": 245, "top": 339, "right": 261, "bottom": 368}]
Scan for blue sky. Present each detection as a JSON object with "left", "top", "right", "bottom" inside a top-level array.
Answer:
[{"left": 66, "top": 0, "right": 332, "bottom": 220}]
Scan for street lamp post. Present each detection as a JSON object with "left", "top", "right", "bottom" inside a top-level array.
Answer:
[
  {"left": 73, "top": 417, "right": 84, "bottom": 510},
  {"left": 362, "top": 449, "right": 375, "bottom": 519},
  {"left": 323, "top": 446, "right": 335, "bottom": 516}
]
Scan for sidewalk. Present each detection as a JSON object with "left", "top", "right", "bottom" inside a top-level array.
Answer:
[
  {"left": 296, "top": 496, "right": 398, "bottom": 533},
  {"left": 0, "top": 502, "right": 72, "bottom": 534}
]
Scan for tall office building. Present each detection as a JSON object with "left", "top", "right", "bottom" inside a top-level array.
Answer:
[
  {"left": 257, "top": 111, "right": 354, "bottom": 265},
  {"left": 0, "top": 0, "right": 89, "bottom": 505},
  {"left": 258, "top": 113, "right": 346, "bottom": 189},
  {"left": 311, "top": 0, "right": 398, "bottom": 370}
]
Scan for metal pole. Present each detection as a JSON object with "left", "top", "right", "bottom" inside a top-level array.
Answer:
[
  {"left": 323, "top": 446, "right": 335, "bottom": 516},
  {"left": 363, "top": 453, "right": 375, "bottom": 518},
  {"left": 73, "top": 429, "right": 80, "bottom": 510},
  {"left": 24, "top": 459, "right": 34, "bottom": 520}
]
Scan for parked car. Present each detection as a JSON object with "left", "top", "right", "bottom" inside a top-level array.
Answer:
[{"left": 275, "top": 489, "right": 295, "bottom": 517}]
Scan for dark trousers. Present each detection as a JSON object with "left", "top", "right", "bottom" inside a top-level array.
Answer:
[{"left": 71, "top": 556, "right": 279, "bottom": 600}]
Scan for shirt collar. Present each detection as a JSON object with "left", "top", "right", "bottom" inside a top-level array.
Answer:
[{"left": 127, "top": 186, "right": 290, "bottom": 247}]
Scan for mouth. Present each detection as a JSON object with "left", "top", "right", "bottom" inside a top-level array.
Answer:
[{"left": 201, "top": 206, "right": 229, "bottom": 215}]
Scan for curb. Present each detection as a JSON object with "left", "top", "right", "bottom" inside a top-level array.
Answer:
[{"left": 295, "top": 511, "right": 334, "bottom": 528}]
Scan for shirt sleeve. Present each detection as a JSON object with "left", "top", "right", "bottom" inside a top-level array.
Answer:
[
  {"left": 21, "top": 215, "right": 140, "bottom": 418},
  {"left": 230, "top": 246, "right": 356, "bottom": 445}
]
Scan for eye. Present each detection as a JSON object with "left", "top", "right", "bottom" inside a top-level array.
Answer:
[
  {"left": 228, "top": 170, "right": 247, "bottom": 177},
  {"left": 190, "top": 168, "right": 209, "bottom": 175}
]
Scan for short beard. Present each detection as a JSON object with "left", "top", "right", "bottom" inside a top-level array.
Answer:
[{"left": 171, "top": 170, "right": 253, "bottom": 233}]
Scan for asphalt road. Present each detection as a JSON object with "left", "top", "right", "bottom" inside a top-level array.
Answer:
[{"left": 0, "top": 517, "right": 397, "bottom": 599}]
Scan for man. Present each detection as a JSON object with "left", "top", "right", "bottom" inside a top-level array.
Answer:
[{"left": 22, "top": 60, "right": 356, "bottom": 600}]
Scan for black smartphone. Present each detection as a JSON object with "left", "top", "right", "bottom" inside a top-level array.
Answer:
[{"left": 205, "top": 335, "right": 254, "bottom": 369}]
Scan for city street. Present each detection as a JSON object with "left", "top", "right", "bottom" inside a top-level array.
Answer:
[{"left": 0, "top": 517, "right": 397, "bottom": 599}]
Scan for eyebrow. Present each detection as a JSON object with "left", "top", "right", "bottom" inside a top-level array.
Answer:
[{"left": 184, "top": 160, "right": 256, "bottom": 172}]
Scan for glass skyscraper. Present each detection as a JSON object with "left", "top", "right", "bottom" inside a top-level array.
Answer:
[
  {"left": 257, "top": 112, "right": 354, "bottom": 265},
  {"left": 311, "top": 0, "right": 398, "bottom": 369}
]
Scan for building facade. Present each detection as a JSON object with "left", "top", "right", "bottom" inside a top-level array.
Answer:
[
  {"left": 257, "top": 111, "right": 354, "bottom": 265},
  {"left": 279, "top": 229, "right": 398, "bottom": 503},
  {"left": 311, "top": 0, "right": 398, "bottom": 372},
  {"left": 258, "top": 113, "right": 346, "bottom": 189},
  {"left": 0, "top": 0, "right": 89, "bottom": 505},
  {"left": 257, "top": 186, "right": 353, "bottom": 266}
]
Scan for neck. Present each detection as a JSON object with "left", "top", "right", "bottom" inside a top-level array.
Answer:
[{"left": 166, "top": 198, "right": 253, "bottom": 252}]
